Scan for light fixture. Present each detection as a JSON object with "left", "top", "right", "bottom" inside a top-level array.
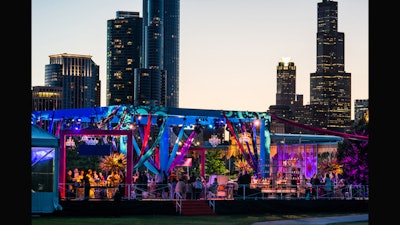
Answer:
[
  {"left": 239, "top": 132, "right": 250, "bottom": 143},
  {"left": 209, "top": 135, "right": 221, "bottom": 148},
  {"left": 81, "top": 135, "right": 98, "bottom": 145},
  {"left": 65, "top": 136, "right": 76, "bottom": 148}
]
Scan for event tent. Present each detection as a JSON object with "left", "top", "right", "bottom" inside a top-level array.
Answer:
[{"left": 31, "top": 124, "right": 62, "bottom": 214}]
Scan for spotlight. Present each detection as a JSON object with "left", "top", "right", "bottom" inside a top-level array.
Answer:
[{"left": 157, "top": 116, "right": 164, "bottom": 127}]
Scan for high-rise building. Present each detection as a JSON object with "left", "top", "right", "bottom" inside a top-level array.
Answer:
[
  {"left": 134, "top": 0, "right": 180, "bottom": 107},
  {"left": 354, "top": 99, "right": 368, "bottom": 123},
  {"left": 32, "top": 86, "right": 63, "bottom": 111},
  {"left": 309, "top": 0, "right": 351, "bottom": 132},
  {"left": 106, "top": 11, "right": 143, "bottom": 106},
  {"left": 163, "top": 0, "right": 180, "bottom": 108},
  {"left": 135, "top": 0, "right": 166, "bottom": 107},
  {"left": 45, "top": 53, "right": 100, "bottom": 109},
  {"left": 268, "top": 58, "right": 297, "bottom": 133},
  {"left": 276, "top": 57, "right": 296, "bottom": 107}
]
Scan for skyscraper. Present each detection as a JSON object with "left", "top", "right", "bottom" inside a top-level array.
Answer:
[
  {"left": 276, "top": 57, "right": 296, "bottom": 106},
  {"left": 106, "top": 11, "right": 143, "bottom": 106},
  {"left": 45, "top": 53, "right": 100, "bottom": 109},
  {"left": 163, "top": 0, "right": 180, "bottom": 108},
  {"left": 32, "top": 86, "right": 63, "bottom": 111},
  {"left": 269, "top": 57, "right": 297, "bottom": 133},
  {"left": 134, "top": 0, "right": 180, "bottom": 107},
  {"left": 354, "top": 99, "right": 368, "bottom": 123},
  {"left": 309, "top": 0, "right": 351, "bottom": 132},
  {"left": 135, "top": 0, "right": 165, "bottom": 107}
]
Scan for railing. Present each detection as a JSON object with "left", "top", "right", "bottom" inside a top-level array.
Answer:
[
  {"left": 175, "top": 192, "right": 183, "bottom": 215},
  {"left": 59, "top": 183, "right": 369, "bottom": 201},
  {"left": 207, "top": 191, "right": 216, "bottom": 213}
]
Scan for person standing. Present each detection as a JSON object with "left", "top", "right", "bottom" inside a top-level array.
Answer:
[
  {"left": 189, "top": 172, "right": 196, "bottom": 184},
  {"left": 174, "top": 178, "right": 186, "bottom": 199},
  {"left": 238, "top": 170, "right": 251, "bottom": 196},
  {"left": 209, "top": 177, "right": 219, "bottom": 195},
  {"left": 82, "top": 170, "right": 91, "bottom": 201},
  {"left": 185, "top": 178, "right": 193, "bottom": 199},
  {"left": 324, "top": 172, "right": 333, "bottom": 199},
  {"left": 193, "top": 177, "right": 203, "bottom": 200},
  {"left": 76, "top": 169, "right": 85, "bottom": 200},
  {"left": 137, "top": 171, "right": 148, "bottom": 196},
  {"left": 65, "top": 169, "right": 75, "bottom": 200},
  {"left": 311, "top": 173, "right": 321, "bottom": 199},
  {"left": 305, "top": 178, "right": 312, "bottom": 200}
]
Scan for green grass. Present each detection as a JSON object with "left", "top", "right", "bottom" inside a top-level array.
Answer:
[
  {"left": 328, "top": 222, "right": 368, "bottom": 225},
  {"left": 32, "top": 213, "right": 367, "bottom": 225}
]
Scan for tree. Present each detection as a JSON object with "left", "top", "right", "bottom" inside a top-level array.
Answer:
[
  {"left": 205, "top": 149, "right": 229, "bottom": 175},
  {"left": 337, "top": 115, "right": 368, "bottom": 185}
]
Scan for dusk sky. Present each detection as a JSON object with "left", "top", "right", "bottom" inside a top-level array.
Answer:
[{"left": 32, "top": 0, "right": 368, "bottom": 119}]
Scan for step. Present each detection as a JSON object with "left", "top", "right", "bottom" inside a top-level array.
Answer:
[{"left": 175, "top": 200, "right": 216, "bottom": 216}]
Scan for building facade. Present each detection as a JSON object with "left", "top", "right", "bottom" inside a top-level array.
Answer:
[
  {"left": 106, "top": 11, "right": 143, "bottom": 106},
  {"left": 163, "top": 0, "right": 180, "bottom": 108},
  {"left": 354, "top": 99, "right": 368, "bottom": 123},
  {"left": 32, "top": 86, "right": 63, "bottom": 111},
  {"left": 309, "top": 0, "right": 351, "bottom": 132},
  {"left": 45, "top": 53, "right": 100, "bottom": 109},
  {"left": 269, "top": 58, "right": 298, "bottom": 133},
  {"left": 276, "top": 57, "right": 296, "bottom": 107}
]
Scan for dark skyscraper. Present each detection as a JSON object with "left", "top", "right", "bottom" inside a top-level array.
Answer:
[
  {"left": 276, "top": 57, "right": 296, "bottom": 106},
  {"left": 269, "top": 57, "right": 297, "bottom": 133},
  {"left": 135, "top": 0, "right": 179, "bottom": 107},
  {"left": 310, "top": 0, "right": 351, "bottom": 132},
  {"left": 106, "top": 11, "right": 143, "bottom": 106},
  {"left": 163, "top": 0, "right": 180, "bottom": 108}
]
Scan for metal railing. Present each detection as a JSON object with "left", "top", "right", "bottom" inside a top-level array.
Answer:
[
  {"left": 175, "top": 192, "right": 183, "bottom": 215},
  {"left": 59, "top": 183, "right": 369, "bottom": 201}
]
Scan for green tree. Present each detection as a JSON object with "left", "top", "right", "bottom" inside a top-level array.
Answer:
[
  {"left": 205, "top": 149, "right": 229, "bottom": 176},
  {"left": 66, "top": 148, "right": 102, "bottom": 172}
]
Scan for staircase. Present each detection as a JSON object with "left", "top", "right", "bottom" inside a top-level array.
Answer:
[{"left": 176, "top": 200, "right": 216, "bottom": 216}]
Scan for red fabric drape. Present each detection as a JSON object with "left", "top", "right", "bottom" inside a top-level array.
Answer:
[
  {"left": 223, "top": 112, "right": 257, "bottom": 171},
  {"left": 270, "top": 114, "right": 368, "bottom": 141}
]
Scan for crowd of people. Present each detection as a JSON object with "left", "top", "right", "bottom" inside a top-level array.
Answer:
[
  {"left": 65, "top": 168, "right": 124, "bottom": 200},
  {"left": 64, "top": 168, "right": 349, "bottom": 201},
  {"left": 308, "top": 171, "right": 347, "bottom": 199},
  {"left": 65, "top": 169, "right": 225, "bottom": 201}
]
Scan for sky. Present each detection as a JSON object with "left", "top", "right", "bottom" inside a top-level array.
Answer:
[{"left": 31, "top": 0, "right": 368, "bottom": 119}]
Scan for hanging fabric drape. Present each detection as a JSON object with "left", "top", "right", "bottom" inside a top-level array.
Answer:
[
  {"left": 113, "top": 108, "right": 129, "bottom": 130},
  {"left": 240, "top": 123, "right": 258, "bottom": 170},
  {"left": 133, "top": 115, "right": 168, "bottom": 171},
  {"left": 136, "top": 112, "right": 153, "bottom": 163},
  {"left": 167, "top": 130, "right": 197, "bottom": 173},
  {"left": 166, "top": 125, "right": 187, "bottom": 170},
  {"left": 270, "top": 114, "right": 368, "bottom": 141},
  {"left": 55, "top": 119, "right": 62, "bottom": 138},
  {"left": 223, "top": 111, "right": 257, "bottom": 172},
  {"left": 132, "top": 135, "right": 159, "bottom": 174}
]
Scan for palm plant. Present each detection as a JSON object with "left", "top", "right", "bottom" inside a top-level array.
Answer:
[{"left": 99, "top": 153, "right": 127, "bottom": 174}]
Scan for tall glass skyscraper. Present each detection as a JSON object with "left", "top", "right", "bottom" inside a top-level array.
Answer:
[
  {"left": 106, "top": 11, "right": 143, "bottom": 106},
  {"left": 163, "top": 0, "right": 180, "bottom": 108},
  {"left": 134, "top": 0, "right": 180, "bottom": 107},
  {"left": 45, "top": 53, "right": 100, "bottom": 109},
  {"left": 310, "top": 0, "right": 351, "bottom": 132}
]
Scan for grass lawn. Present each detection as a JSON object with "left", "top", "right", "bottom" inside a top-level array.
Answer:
[{"left": 32, "top": 213, "right": 368, "bottom": 225}]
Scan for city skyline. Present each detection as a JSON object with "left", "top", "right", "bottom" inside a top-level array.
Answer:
[{"left": 31, "top": 0, "right": 368, "bottom": 119}]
